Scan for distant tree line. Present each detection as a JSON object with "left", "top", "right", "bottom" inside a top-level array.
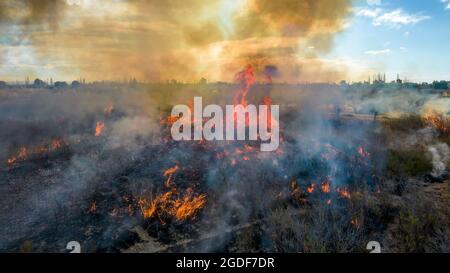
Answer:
[{"left": 0, "top": 78, "right": 83, "bottom": 89}]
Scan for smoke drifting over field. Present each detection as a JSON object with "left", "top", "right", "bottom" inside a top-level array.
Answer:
[{"left": 0, "top": 78, "right": 448, "bottom": 252}]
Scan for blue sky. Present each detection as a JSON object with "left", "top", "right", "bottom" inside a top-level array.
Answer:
[{"left": 328, "top": 0, "right": 450, "bottom": 82}]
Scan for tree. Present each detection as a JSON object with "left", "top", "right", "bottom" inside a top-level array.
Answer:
[{"left": 33, "top": 78, "right": 46, "bottom": 88}]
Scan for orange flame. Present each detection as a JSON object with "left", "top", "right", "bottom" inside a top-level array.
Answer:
[
  {"left": 307, "top": 183, "right": 316, "bottom": 193},
  {"left": 173, "top": 188, "right": 207, "bottom": 221},
  {"left": 139, "top": 163, "right": 206, "bottom": 223},
  {"left": 6, "top": 139, "right": 64, "bottom": 166},
  {"left": 234, "top": 65, "right": 255, "bottom": 106},
  {"left": 422, "top": 110, "right": 449, "bottom": 134},
  {"left": 138, "top": 188, "right": 206, "bottom": 222},
  {"left": 95, "top": 121, "right": 105, "bottom": 137},
  {"left": 163, "top": 164, "right": 179, "bottom": 187},
  {"left": 321, "top": 181, "right": 330, "bottom": 193},
  {"left": 7, "top": 156, "right": 17, "bottom": 165},
  {"left": 351, "top": 218, "right": 361, "bottom": 228},
  {"left": 6, "top": 146, "right": 27, "bottom": 165},
  {"left": 336, "top": 187, "right": 351, "bottom": 199},
  {"left": 161, "top": 115, "right": 181, "bottom": 125},
  {"left": 163, "top": 165, "right": 179, "bottom": 177}
]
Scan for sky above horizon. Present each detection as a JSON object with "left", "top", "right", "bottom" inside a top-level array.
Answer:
[
  {"left": 330, "top": 0, "right": 450, "bottom": 83},
  {"left": 0, "top": 0, "right": 449, "bottom": 83}
]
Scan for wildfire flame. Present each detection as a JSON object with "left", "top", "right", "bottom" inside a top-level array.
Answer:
[
  {"left": 6, "top": 139, "right": 64, "bottom": 166},
  {"left": 138, "top": 187, "right": 206, "bottom": 223},
  {"left": 163, "top": 165, "right": 179, "bottom": 177},
  {"left": 163, "top": 164, "right": 179, "bottom": 187},
  {"left": 138, "top": 163, "right": 206, "bottom": 223},
  {"left": 95, "top": 121, "right": 105, "bottom": 137},
  {"left": 336, "top": 187, "right": 351, "bottom": 199},
  {"left": 234, "top": 65, "right": 255, "bottom": 106},
  {"left": 158, "top": 65, "right": 278, "bottom": 153},
  {"left": 161, "top": 115, "right": 181, "bottom": 126},
  {"left": 7, "top": 157, "right": 17, "bottom": 165},
  {"left": 321, "top": 181, "right": 330, "bottom": 193},
  {"left": 351, "top": 218, "right": 361, "bottom": 228},
  {"left": 422, "top": 110, "right": 449, "bottom": 134}
]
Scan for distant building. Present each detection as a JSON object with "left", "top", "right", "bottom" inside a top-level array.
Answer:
[{"left": 0, "top": 81, "right": 7, "bottom": 89}]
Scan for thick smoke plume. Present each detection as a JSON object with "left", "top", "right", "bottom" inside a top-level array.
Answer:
[{"left": 0, "top": 0, "right": 353, "bottom": 82}]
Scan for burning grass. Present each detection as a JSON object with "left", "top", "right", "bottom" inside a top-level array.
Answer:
[
  {"left": 0, "top": 79, "right": 449, "bottom": 253},
  {"left": 422, "top": 111, "right": 449, "bottom": 134},
  {"left": 6, "top": 139, "right": 66, "bottom": 166},
  {"left": 138, "top": 188, "right": 207, "bottom": 223}
]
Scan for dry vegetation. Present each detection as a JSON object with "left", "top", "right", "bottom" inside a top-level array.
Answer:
[{"left": 0, "top": 87, "right": 448, "bottom": 253}]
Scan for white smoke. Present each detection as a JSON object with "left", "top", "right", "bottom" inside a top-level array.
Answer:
[{"left": 428, "top": 143, "right": 450, "bottom": 177}]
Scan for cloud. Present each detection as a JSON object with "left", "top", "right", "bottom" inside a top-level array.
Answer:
[
  {"left": 364, "top": 49, "right": 392, "bottom": 55},
  {"left": 356, "top": 8, "right": 382, "bottom": 18},
  {"left": 443, "top": 0, "right": 450, "bottom": 10},
  {"left": 356, "top": 7, "right": 430, "bottom": 28},
  {"left": 372, "top": 9, "right": 430, "bottom": 28}
]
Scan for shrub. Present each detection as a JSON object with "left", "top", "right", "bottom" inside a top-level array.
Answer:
[{"left": 386, "top": 149, "right": 432, "bottom": 176}]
